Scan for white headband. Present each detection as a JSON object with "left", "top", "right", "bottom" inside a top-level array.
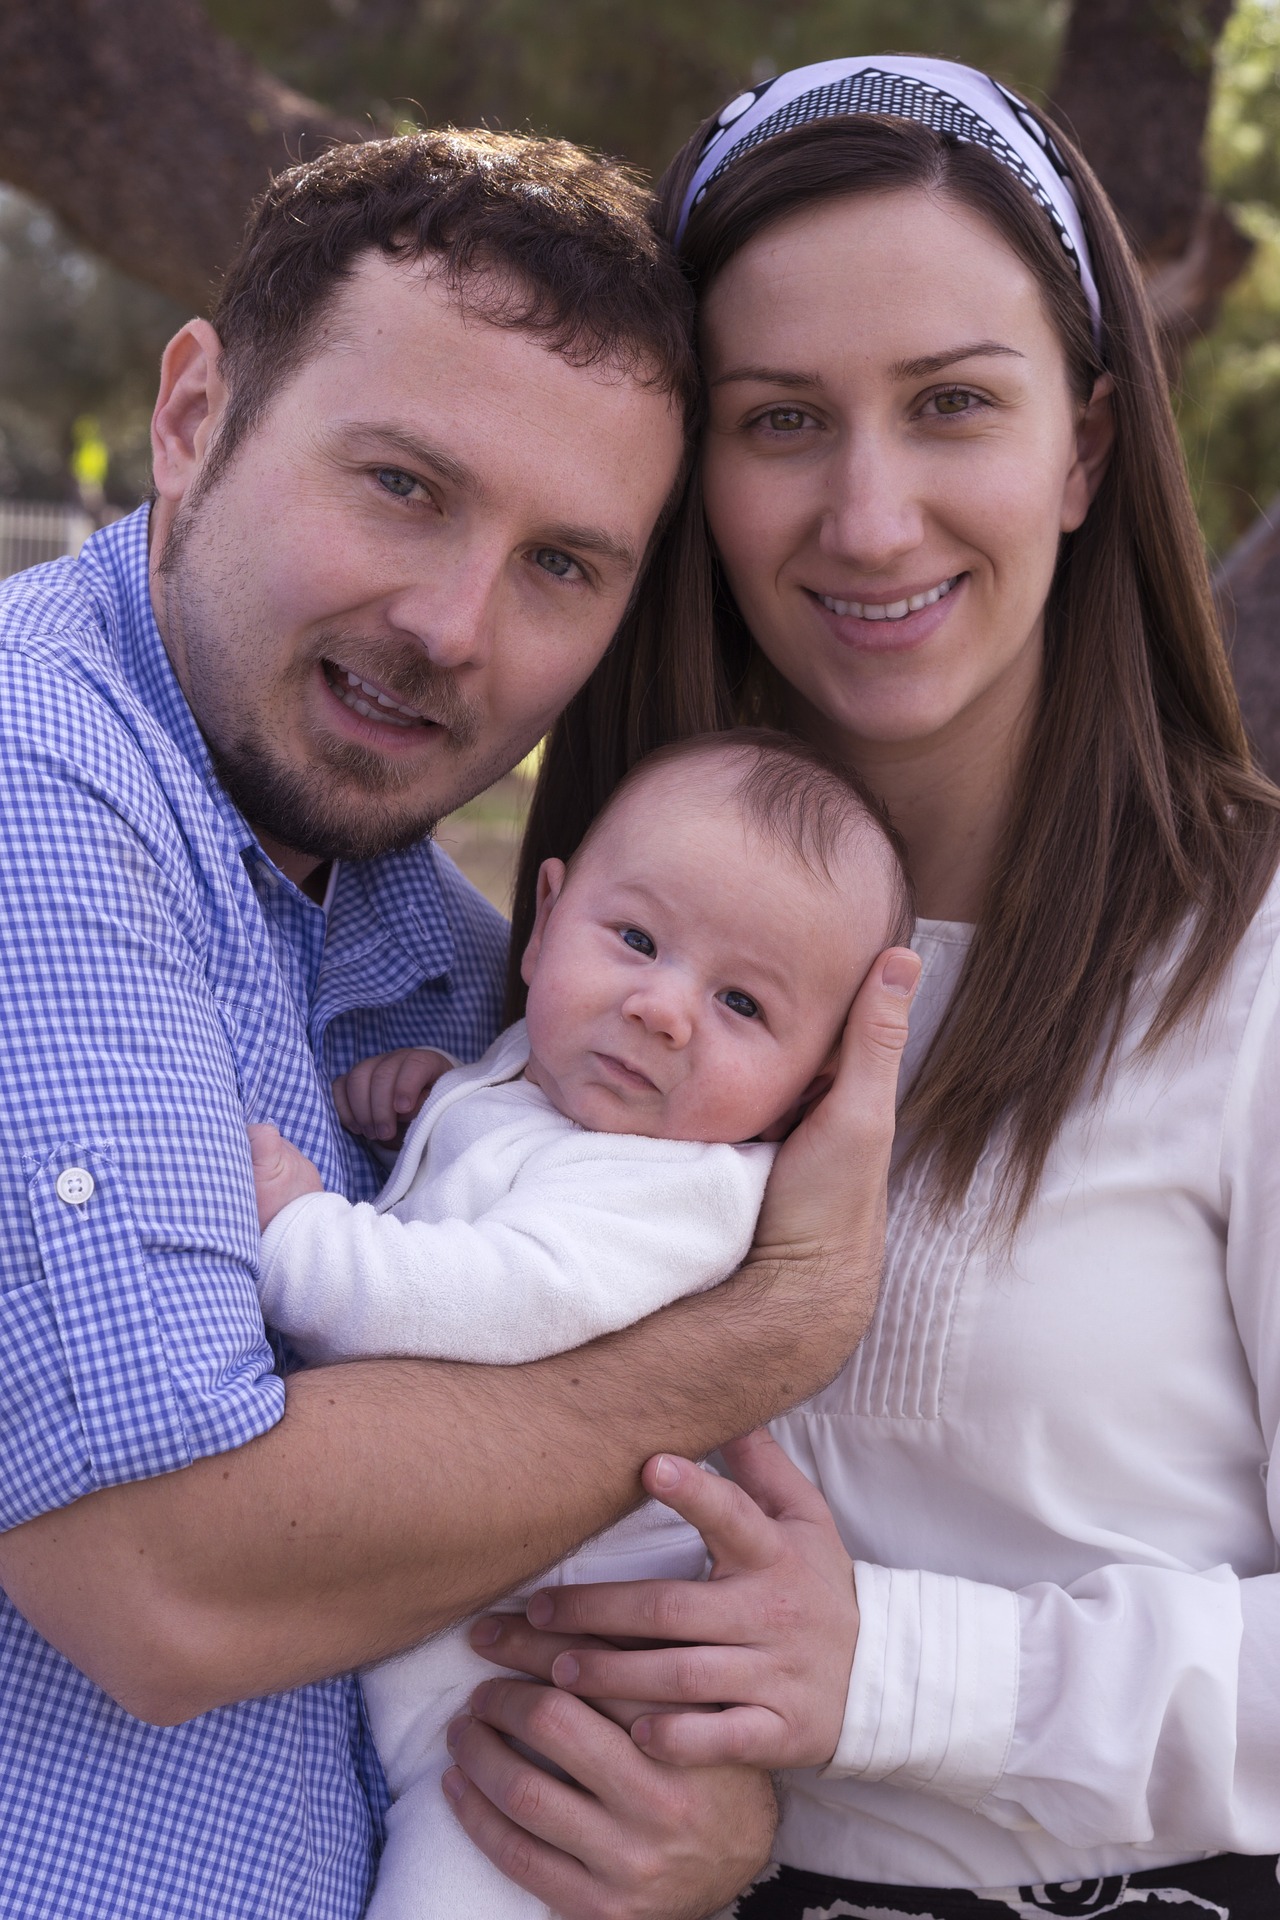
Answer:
[{"left": 675, "top": 55, "right": 1102, "bottom": 347}]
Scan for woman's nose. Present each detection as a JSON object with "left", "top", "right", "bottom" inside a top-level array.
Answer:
[
  {"left": 623, "top": 980, "right": 694, "bottom": 1047},
  {"left": 818, "top": 432, "right": 926, "bottom": 572}
]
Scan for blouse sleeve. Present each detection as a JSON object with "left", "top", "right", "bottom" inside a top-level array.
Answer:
[{"left": 822, "top": 922, "right": 1280, "bottom": 1854}]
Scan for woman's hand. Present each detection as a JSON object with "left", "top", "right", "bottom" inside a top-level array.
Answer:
[
  {"left": 471, "top": 1429, "right": 859, "bottom": 1772},
  {"left": 442, "top": 1676, "right": 776, "bottom": 1919}
]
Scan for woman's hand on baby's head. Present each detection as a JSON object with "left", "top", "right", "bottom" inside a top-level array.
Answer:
[
  {"left": 332, "top": 1047, "right": 452, "bottom": 1144},
  {"left": 247, "top": 1123, "right": 324, "bottom": 1231}
]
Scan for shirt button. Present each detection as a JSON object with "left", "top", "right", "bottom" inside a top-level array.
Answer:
[{"left": 55, "top": 1167, "right": 95, "bottom": 1206}]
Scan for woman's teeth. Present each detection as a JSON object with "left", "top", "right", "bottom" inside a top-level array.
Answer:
[
  {"left": 329, "top": 667, "right": 425, "bottom": 728},
  {"left": 819, "top": 576, "right": 958, "bottom": 621}
]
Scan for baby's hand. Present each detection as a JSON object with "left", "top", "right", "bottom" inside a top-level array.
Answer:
[
  {"left": 333, "top": 1047, "right": 452, "bottom": 1144},
  {"left": 248, "top": 1123, "right": 324, "bottom": 1230}
]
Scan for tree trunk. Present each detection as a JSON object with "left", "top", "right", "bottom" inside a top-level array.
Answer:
[
  {"left": 1051, "top": 0, "right": 1252, "bottom": 346},
  {"left": 0, "top": 0, "right": 359, "bottom": 315}
]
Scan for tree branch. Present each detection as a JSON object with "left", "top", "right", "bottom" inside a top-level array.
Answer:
[{"left": 0, "top": 0, "right": 361, "bottom": 314}]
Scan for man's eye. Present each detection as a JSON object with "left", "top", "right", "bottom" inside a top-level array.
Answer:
[
  {"left": 722, "top": 989, "right": 760, "bottom": 1019},
  {"left": 375, "top": 467, "right": 420, "bottom": 498},
  {"left": 621, "top": 928, "right": 655, "bottom": 956},
  {"left": 533, "top": 547, "right": 578, "bottom": 579}
]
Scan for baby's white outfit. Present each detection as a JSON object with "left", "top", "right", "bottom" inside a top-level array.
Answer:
[{"left": 257, "top": 1020, "right": 774, "bottom": 1920}]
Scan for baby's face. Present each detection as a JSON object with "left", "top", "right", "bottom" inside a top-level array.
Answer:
[{"left": 519, "top": 763, "right": 896, "bottom": 1143}]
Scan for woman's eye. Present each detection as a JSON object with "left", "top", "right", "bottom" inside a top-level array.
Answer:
[
  {"left": 760, "top": 407, "right": 808, "bottom": 434},
  {"left": 533, "top": 547, "right": 579, "bottom": 580},
  {"left": 722, "top": 989, "right": 760, "bottom": 1020},
  {"left": 930, "top": 389, "right": 979, "bottom": 417},
  {"left": 375, "top": 466, "right": 421, "bottom": 498},
  {"left": 621, "top": 928, "right": 655, "bottom": 956}
]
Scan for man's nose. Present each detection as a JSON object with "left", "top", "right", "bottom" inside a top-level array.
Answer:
[
  {"left": 622, "top": 977, "right": 694, "bottom": 1048},
  {"left": 382, "top": 541, "right": 502, "bottom": 672},
  {"left": 818, "top": 428, "right": 927, "bottom": 572}
]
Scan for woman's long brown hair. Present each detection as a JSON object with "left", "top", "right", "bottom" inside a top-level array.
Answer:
[{"left": 510, "top": 101, "right": 1280, "bottom": 1226}]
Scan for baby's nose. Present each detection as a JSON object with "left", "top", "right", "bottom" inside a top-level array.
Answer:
[{"left": 625, "top": 980, "right": 694, "bottom": 1046}]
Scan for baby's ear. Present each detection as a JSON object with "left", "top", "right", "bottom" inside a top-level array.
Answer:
[{"left": 520, "top": 858, "right": 567, "bottom": 987}]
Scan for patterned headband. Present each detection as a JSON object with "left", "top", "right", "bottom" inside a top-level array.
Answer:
[{"left": 674, "top": 55, "right": 1103, "bottom": 346}]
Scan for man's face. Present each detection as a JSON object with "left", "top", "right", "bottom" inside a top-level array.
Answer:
[{"left": 149, "top": 253, "right": 684, "bottom": 877}]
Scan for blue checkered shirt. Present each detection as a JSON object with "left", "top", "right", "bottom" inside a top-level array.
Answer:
[{"left": 0, "top": 507, "right": 510, "bottom": 1916}]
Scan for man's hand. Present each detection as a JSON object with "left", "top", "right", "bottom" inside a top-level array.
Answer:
[
  {"left": 443, "top": 1675, "right": 775, "bottom": 1919},
  {"left": 332, "top": 1046, "right": 452, "bottom": 1143},
  {"left": 248, "top": 1123, "right": 324, "bottom": 1230},
  {"left": 470, "top": 1431, "right": 858, "bottom": 1773}
]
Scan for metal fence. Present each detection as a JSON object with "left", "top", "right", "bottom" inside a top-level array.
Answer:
[{"left": 0, "top": 501, "right": 94, "bottom": 580}]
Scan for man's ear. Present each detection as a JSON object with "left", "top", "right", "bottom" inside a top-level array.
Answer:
[
  {"left": 151, "top": 320, "right": 230, "bottom": 506},
  {"left": 520, "top": 859, "right": 567, "bottom": 988},
  {"left": 1060, "top": 372, "right": 1116, "bottom": 534}
]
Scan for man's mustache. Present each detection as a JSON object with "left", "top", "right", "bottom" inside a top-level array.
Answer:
[{"left": 313, "top": 631, "right": 482, "bottom": 747}]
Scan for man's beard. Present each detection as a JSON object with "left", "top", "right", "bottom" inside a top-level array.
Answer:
[
  {"left": 157, "top": 492, "right": 505, "bottom": 864},
  {"left": 202, "top": 636, "right": 487, "bottom": 863}
]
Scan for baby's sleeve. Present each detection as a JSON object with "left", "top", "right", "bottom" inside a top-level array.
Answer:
[{"left": 255, "top": 1138, "right": 775, "bottom": 1366}]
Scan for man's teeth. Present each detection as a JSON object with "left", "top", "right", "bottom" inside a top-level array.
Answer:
[
  {"left": 332, "top": 668, "right": 425, "bottom": 727},
  {"left": 819, "top": 577, "right": 958, "bottom": 621}
]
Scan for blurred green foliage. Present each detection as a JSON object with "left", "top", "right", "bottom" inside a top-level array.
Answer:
[
  {"left": 0, "top": 193, "right": 182, "bottom": 502},
  {"left": 205, "top": 0, "right": 1065, "bottom": 176},
  {"left": 1178, "top": 0, "right": 1280, "bottom": 557}
]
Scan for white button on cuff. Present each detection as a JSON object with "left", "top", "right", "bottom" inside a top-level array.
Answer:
[{"left": 55, "top": 1167, "right": 95, "bottom": 1206}]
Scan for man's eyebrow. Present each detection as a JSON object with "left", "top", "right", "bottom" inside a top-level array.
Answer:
[
  {"left": 329, "top": 423, "right": 640, "bottom": 573},
  {"left": 890, "top": 342, "right": 1025, "bottom": 379},
  {"left": 541, "top": 522, "right": 640, "bottom": 573},
  {"left": 330, "top": 423, "right": 486, "bottom": 498}
]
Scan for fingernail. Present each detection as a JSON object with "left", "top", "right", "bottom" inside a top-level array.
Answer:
[
  {"left": 652, "top": 1454, "right": 679, "bottom": 1490},
  {"left": 442, "top": 1767, "right": 465, "bottom": 1802},
  {"left": 470, "top": 1617, "right": 501, "bottom": 1647},
  {"left": 880, "top": 951, "right": 921, "bottom": 999},
  {"left": 552, "top": 1654, "right": 579, "bottom": 1686},
  {"left": 469, "top": 1681, "right": 492, "bottom": 1714},
  {"left": 632, "top": 1717, "right": 652, "bottom": 1746},
  {"left": 445, "top": 1715, "right": 469, "bottom": 1752},
  {"left": 526, "top": 1591, "right": 553, "bottom": 1627}
]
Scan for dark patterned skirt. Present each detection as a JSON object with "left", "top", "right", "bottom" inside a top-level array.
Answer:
[{"left": 724, "top": 1853, "right": 1280, "bottom": 1918}]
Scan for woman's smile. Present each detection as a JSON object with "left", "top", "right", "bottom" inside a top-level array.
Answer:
[{"left": 806, "top": 571, "right": 967, "bottom": 653}]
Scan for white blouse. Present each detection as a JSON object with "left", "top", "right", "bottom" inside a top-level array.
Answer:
[{"left": 770, "top": 876, "right": 1280, "bottom": 1889}]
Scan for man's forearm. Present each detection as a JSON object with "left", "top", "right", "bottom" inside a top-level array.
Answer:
[
  {"left": 0, "top": 1244, "right": 872, "bottom": 1724},
  {"left": 0, "top": 948, "right": 915, "bottom": 1724}
]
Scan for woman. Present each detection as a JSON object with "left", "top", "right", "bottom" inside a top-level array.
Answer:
[{"left": 472, "top": 55, "right": 1280, "bottom": 1919}]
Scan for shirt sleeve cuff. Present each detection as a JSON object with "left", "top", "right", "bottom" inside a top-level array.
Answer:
[{"left": 820, "top": 1561, "right": 1020, "bottom": 1808}]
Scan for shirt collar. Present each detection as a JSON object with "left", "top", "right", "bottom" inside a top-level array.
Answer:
[{"left": 77, "top": 504, "right": 257, "bottom": 857}]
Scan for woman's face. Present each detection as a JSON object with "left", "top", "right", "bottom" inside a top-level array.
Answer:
[{"left": 700, "top": 186, "right": 1106, "bottom": 758}]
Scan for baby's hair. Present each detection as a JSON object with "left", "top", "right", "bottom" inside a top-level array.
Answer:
[{"left": 578, "top": 727, "right": 915, "bottom": 948}]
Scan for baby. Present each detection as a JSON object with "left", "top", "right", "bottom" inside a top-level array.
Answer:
[{"left": 250, "top": 728, "right": 911, "bottom": 1920}]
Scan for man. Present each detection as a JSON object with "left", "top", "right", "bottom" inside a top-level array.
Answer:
[{"left": 0, "top": 130, "right": 914, "bottom": 1919}]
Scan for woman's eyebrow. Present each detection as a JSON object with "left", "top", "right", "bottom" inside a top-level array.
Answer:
[
  {"left": 709, "top": 365, "right": 822, "bottom": 391},
  {"left": 890, "top": 342, "right": 1026, "bottom": 378}
]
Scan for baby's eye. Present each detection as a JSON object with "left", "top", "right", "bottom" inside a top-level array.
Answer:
[
  {"left": 620, "top": 927, "right": 655, "bottom": 957},
  {"left": 721, "top": 989, "right": 760, "bottom": 1020}
]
